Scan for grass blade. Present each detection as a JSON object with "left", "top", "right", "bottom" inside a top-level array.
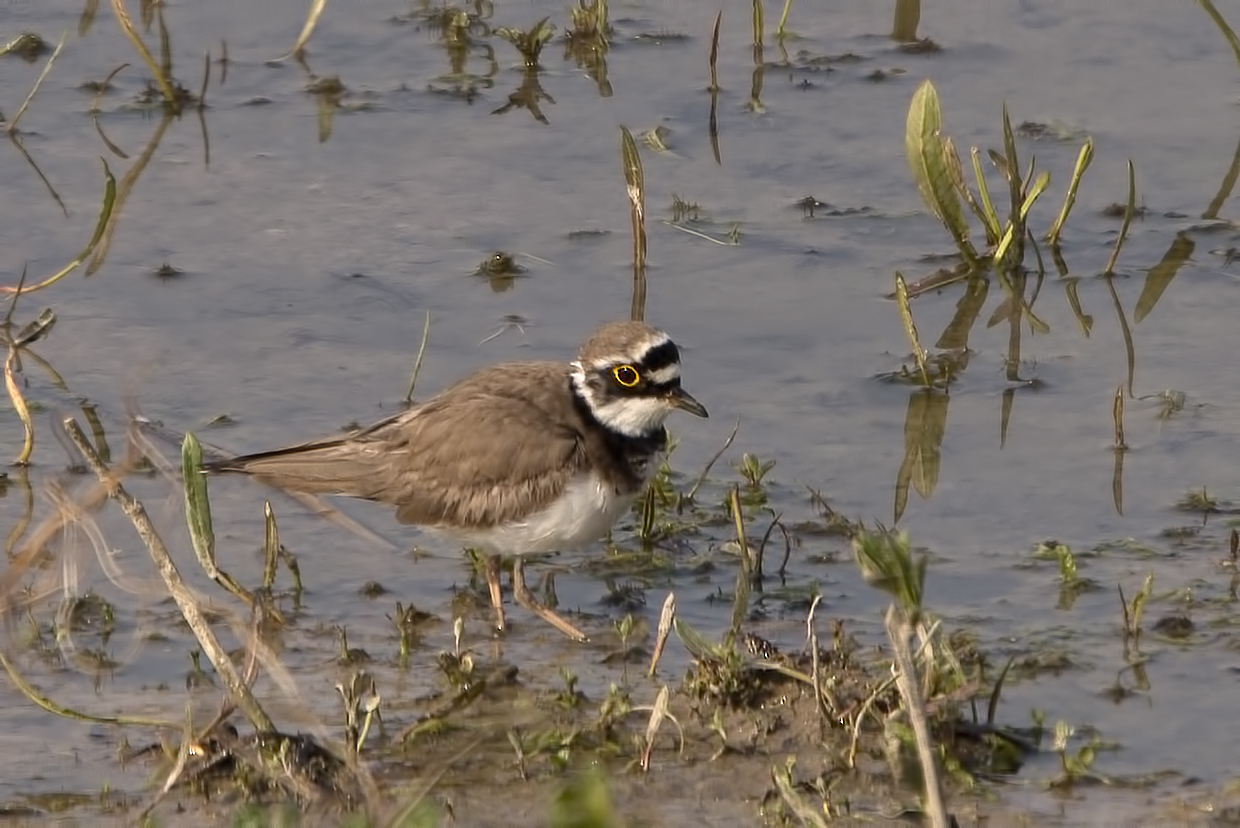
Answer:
[
  {"left": 5, "top": 31, "right": 67, "bottom": 135},
  {"left": 725, "top": 485, "right": 751, "bottom": 649},
  {"left": 895, "top": 271, "right": 930, "bottom": 387},
  {"left": 673, "top": 617, "right": 728, "bottom": 662},
  {"left": 403, "top": 310, "right": 431, "bottom": 403},
  {"left": 109, "top": 0, "right": 177, "bottom": 109},
  {"left": 944, "top": 138, "right": 995, "bottom": 245},
  {"left": 1001, "top": 102, "right": 1021, "bottom": 218},
  {"left": 262, "top": 501, "right": 280, "bottom": 590},
  {"left": 992, "top": 175, "right": 1048, "bottom": 268},
  {"left": 1020, "top": 171, "right": 1051, "bottom": 221},
  {"left": 1046, "top": 139, "right": 1093, "bottom": 245},
  {"left": 776, "top": 0, "right": 793, "bottom": 39},
  {"left": 1103, "top": 160, "right": 1136, "bottom": 276},
  {"left": 0, "top": 158, "right": 116, "bottom": 296},
  {"left": 181, "top": 433, "right": 216, "bottom": 564},
  {"left": 183, "top": 432, "right": 256, "bottom": 607},
  {"left": 5, "top": 346, "right": 34, "bottom": 465},
  {"left": 78, "top": 159, "right": 118, "bottom": 259},
  {"left": 970, "top": 147, "right": 1001, "bottom": 242},
  {"left": 620, "top": 125, "right": 647, "bottom": 275},
  {"left": 275, "top": 0, "right": 328, "bottom": 62},
  {"left": 986, "top": 655, "right": 1016, "bottom": 726},
  {"left": 1198, "top": 0, "right": 1240, "bottom": 69}
]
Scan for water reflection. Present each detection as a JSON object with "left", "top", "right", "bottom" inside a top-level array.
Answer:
[
  {"left": 88, "top": 112, "right": 174, "bottom": 275},
  {"left": 492, "top": 69, "right": 555, "bottom": 125},
  {"left": 0, "top": 307, "right": 119, "bottom": 562},
  {"left": 3, "top": 132, "right": 67, "bottom": 218},
  {"left": 417, "top": 1, "right": 499, "bottom": 101},
  {"left": 893, "top": 390, "right": 947, "bottom": 523},
  {"left": 747, "top": 43, "right": 766, "bottom": 115},
  {"left": 563, "top": 8, "right": 612, "bottom": 99},
  {"left": 891, "top": 226, "right": 1197, "bottom": 523}
]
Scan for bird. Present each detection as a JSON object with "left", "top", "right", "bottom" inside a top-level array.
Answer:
[{"left": 207, "top": 320, "right": 708, "bottom": 641}]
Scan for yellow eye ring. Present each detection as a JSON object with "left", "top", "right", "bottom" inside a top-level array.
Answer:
[{"left": 613, "top": 364, "right": 641, "bottom": 387}]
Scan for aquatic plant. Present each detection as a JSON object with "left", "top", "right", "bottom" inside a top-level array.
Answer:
[
  {"left": 495, "top": 17, "right": 555, "bottom": 68},
  {"left": 904, "top": 79, "right": 1096, "bottom": 284}
]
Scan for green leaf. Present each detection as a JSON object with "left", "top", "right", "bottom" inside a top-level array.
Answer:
[
  {"left": 852, "top": 528, "right": 925, "bottom": 617},
  {"left": 1020, "top": 171, "right": 1051, "bottom": 222},
  {"left": 182, "top": 432, "right": 215, "bottom": 563},
  {"left": 81, "top": 158, "right": 117, "bottom": 258},
  {"left": 1046, "top": 139, "right": 1094, "bottom": 245},
  {"left": 673, "top": 617, "right": 728, "bottom": 662},
  {"left": 970, "top": 147, "right": 1002, "bottom": 242},
  {"left": 905, "top": 80, "right": 976, "bottom": 263},
  {"left": 1001, "top": 102, "right": 1022, "bottom": 216}
]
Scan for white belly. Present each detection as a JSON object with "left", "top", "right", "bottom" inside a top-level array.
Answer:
[{"left": 450, "top": 472, "right": 638, "bottom": 555}]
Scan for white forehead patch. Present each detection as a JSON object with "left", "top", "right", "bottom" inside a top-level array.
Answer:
[{"left": 587, "top": 331, "right": 672, "bottom": 372}]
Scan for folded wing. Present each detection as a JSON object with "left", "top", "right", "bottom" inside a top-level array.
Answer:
[{"left": 211, "top": 375, "right": 586, "bottom": 530}]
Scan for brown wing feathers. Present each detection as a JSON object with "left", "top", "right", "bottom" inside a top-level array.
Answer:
[
  {"left": 209, "top": 363, "right": 588, "bottom": 529},
  {"left": 206, "top": 433, "right": 401, "bottom": 501}
]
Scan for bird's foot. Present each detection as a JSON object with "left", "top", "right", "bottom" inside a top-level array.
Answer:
[{"left": 511, "top": 558, "right": 589, "bottom": 642}]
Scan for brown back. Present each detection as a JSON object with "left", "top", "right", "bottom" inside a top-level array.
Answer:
[{"left": 214, "top": 361, "right": 659, "bottom": 529}]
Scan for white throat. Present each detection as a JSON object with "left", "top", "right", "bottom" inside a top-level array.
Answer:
[{"left": 571, "top": 362, "right": 671, "bottom": 439}]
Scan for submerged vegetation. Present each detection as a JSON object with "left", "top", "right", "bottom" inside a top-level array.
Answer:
[{"left": 1, "top": 0, "right": 1240, "bottom": 825}]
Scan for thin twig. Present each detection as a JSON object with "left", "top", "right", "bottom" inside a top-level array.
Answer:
[
  {"left": 685, "top": 417, "right": 739, "bottom": 502},
  {"left": 806, "top": 595, "right": 832, "bottom": 724},
  {"left": 403, "top": 310, "right": 431, "bottom": 404}
]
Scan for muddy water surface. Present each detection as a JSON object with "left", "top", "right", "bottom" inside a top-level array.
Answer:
[{"left": 1, "top": 0, "right": 1240, "bottom": 824}]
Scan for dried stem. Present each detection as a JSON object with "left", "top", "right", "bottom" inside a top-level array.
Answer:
[
  {"left": 885, "top": 605, "right": 948, "bottom": 828},
  {"left": 6, "top": 31, "right": 68, "bottom": 134},
  {"left": 62, "top": 417, "right": 275, "bottom": 733}
]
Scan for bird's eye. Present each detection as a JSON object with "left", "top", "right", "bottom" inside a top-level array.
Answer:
[{"left": 612, "top": 364, "right": 641, "bottom": 387}]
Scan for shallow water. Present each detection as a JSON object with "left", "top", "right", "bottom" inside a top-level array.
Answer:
[{"left": 2, "top": 0, "right": 1240, "bottom": 822}]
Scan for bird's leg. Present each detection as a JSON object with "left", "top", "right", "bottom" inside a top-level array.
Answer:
[
  {"left": 484, "top": 554, "right": 506, "bottom": 634},
  {"left": 511, "top": 557, "right": 589, "bottom": 642}
]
